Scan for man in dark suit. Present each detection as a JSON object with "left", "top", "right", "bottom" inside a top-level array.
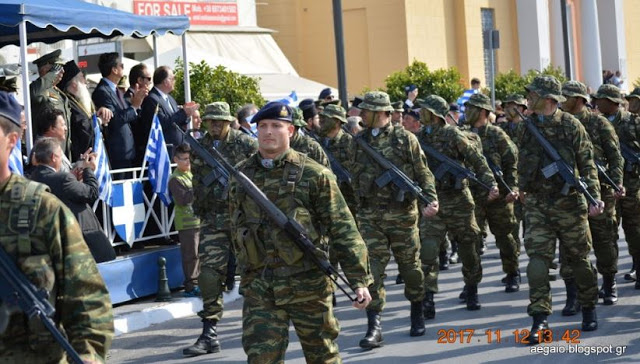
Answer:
[
  {"left": 138, "top": 65, "right": 199, "bottom": 162},
  {"left": 125, "top": 63, "right": 152, "bottom": 104},
  {"left": 91, "top": 52, "right": 147, "bottom": 172},
  {"left": 30, "top": 137, "right": 115, "bottom": 262}
]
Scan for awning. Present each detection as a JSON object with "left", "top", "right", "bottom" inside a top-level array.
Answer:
[{"left": 0, "top": 0, "right": 190, "bottom": 47}]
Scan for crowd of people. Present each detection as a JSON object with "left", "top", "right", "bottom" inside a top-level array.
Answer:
[{"left": 1, "top": 46, "right": 640, "bottom": 363}]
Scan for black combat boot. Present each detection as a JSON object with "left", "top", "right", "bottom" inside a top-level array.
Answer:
[
  {"left": 449, "top": 240, "right": 459, "bottom": 264},
  {"left": 396, "top": 274, "right": 404, "bottom": 284},
  {"left": 505, "top": 271, "right": 520, "bottom": 293},
  {"left": 602, "top": 274, "right": 618, "bottom": 305},
  {"left": 527, "top": 314, "right": 549, "bottom": 345},
  {"left": 183, "top": 319, "right": 221, "bottom": 356},
  {"left": 466, "top": 285, "right": 481, "bottom": 311},
  {"left": 359, "top": 310, "right": 383, "bottom": 349},
  {"left": 409, "top": 301, "right": 426, "bottom": 337},
  {"left": 423, "top": 292, "right": 435, "bottom": 319},
  {"left": 582, "top": 307, "right": 598, "bottom": 331},
  {"left": 439, "top": 250, "right": 449, "bottom": 270},
  {"left": 561, "top": 279, "right": 581, "bottom": 316},
  {"left": 624, "top": 256, "right": 636, "bottom": 281},
  {"left": 459, "top": 285, "right": 468, "bottom": 302}
]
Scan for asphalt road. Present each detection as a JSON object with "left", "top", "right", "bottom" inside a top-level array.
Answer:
[{"left": 110, "top": 230, "right": 640, "bottom": 364}]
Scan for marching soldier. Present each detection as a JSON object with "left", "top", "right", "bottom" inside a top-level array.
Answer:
[
  {"left": 415, "top": 95, "right": 498, "bottom": 317},
  {"left": 350, "top": 91, "right": 439, "bottom": 346},
  {"left": 592, "top": 84, "right": 640, "bottom": 291},
  {"left": 623, "top": 87, "right": 640, "bottom": 282},
  {"left": 290, "top": 109, "right": 330, "bottom": 167},
  {"left": 560, "top": 81, "right": 625, "bottom": 309},
  {"left": 517, "top": 76, "right": 602, "bottom": 343},
  {"left": 465, "top": 93, "right": 521, "bottom": 293},
  {"left": 185, "top": 102, "right": 258, "bottom": 357},
  {"left": 228, "top": 101, "right": 372, "bottom": 363}
]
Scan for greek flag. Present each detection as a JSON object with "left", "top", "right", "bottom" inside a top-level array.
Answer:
[
  {"left": 144, "top": 111, "right": 172, "bottom": 206},
  {"left": 8, "top": 138, "right": 22, "bottom": 175},
  {"left": 275, "top": 90, "right": 298, "bottom": 106},
  {"left": 92, "top": 114, "right": 113, "bottom": 205}
]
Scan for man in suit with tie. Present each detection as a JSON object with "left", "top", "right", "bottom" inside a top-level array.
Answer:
[
  {"left": 139, "top": 66, "right": 199, "bottom": 161},
  {"left": 91, "top": 52, "right": 148, "bottom": 174}
]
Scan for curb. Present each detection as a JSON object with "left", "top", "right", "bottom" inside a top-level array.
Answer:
[{"left": 113, "top": 286, "right": 241, "bottom": 337}]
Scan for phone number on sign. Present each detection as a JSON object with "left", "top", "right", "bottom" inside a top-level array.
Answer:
[{"left": 436, "top": 328, "right": 581, "bottom": 345}]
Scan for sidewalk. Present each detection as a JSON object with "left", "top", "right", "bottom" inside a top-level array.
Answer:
[{"left": 112, "top": 285, "right": 241, "bottom": 337}]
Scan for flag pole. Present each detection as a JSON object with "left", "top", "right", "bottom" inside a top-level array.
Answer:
[{"left": 139, "top": 105, "right": 160, "bottom": 182}]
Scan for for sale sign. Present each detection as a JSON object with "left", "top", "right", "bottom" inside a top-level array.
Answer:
[{"left": 133, "top": 0, "right": 238, "bottom": 26}]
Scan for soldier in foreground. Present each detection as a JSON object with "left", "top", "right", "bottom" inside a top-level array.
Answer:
[
  {"left": 560, "top": 81, "right": 624, "bottom": 310},
  {"left": 517, "top": 76, "right": 602, "bottom": 343},
  {"left": 350, "top": 92, "right": 439, "bottom": 346},
  {"left": 185, "top": 102, "right": 258, "bottom": 356},
  {"left": 228, "top": 101, "right": 372, "bottom": 363},
  {"left": 0, "top": 90, "right": 114, "bottom": 362}
]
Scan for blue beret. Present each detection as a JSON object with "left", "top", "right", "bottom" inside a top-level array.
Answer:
[
  {"left": 318, "top": 88, "right": 332, "bottom": 100},
  {"left": 0, "top": 90, "right": 21, "bottom": 127},
  {"left": 405, "top": 84, "right": 417, "bottom": 93},
  {"left": 298, "top": 98, "right": 315, "bottom": 109},
  {"left": 251, "top": 101, "right": 293, "bottom": 124}
]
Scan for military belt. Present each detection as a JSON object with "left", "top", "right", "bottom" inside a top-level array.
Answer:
[{"left": 360, "top": 199, "right": 409, "bottom": 211}]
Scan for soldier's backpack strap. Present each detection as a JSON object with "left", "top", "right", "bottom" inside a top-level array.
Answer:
[
  {"left": 8, "top": 179, "right": 49, "bottom": 258},
  {"left": 282, "top": 152, "right": 307, "bottom": 195}
]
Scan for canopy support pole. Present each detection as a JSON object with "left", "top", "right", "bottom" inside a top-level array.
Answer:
[
  {"left": 181, "top": 32, "right": 190, "bottom": 103},
  {"left": 152, "top": 34, "right": 159, "bottom": 70},
  {"left": 18, "top": 17, "right": 33, "bottom": 155}
]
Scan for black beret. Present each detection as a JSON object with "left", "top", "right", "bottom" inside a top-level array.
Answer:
[
  {"left": 0, "top": 90, "right": 22, "bottom": 127},
  {"left": 318, "top": 87, "right": 332, "bottom": 100},
  {"left": 251, "top": 101, "right": 293, "bottom": 124},
  {"left": 405, "top": 84, "right": 417, "bottom": 93}
]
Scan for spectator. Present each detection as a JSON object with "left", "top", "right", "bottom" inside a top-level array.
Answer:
[
  {"left": 168, "top": 143, "right": 201, "bottom": 297},
  {"left": 35, "top": 107, "right": 72, "bottom": 172},
  {"left": 402, "top": 110, "right": 421, "bottom": 133},
  {"left": 318, "top": 87, "right": 334, "bottom": 103},
  {"left": 346, "top": 115, "right": 364, "bottom": 134},
  {"left": 139, "top": 65, "right": 199, "bottom": 159},
  {"left": 236, "top": 103, "right": 258, "bottom": 137},
  {"left": 30, "top": 137, "right": 115, "bottom": 262},
  {"left": 190, "top": 109, "right": 204, "bottom": 139},
  {"left": 403, "top": 84, "right": 419, "bottom": 112},
  {"left": 59, "top": 60, "right": 113, "bottom": 162},
  {"left": 610, "top": 70, "right": 624, "bottom": 88},
  {"left": 349, "top": 96, "right": 363, "bottom": 117},
  {"left": 125, "top": 63, "right": 152, "bottom": 103},
  {"left": 92, "top": 52, "right": 147, "bottom": 172},
  {"left": 456, "top": 77, "right": 481, "bottom": 116}
]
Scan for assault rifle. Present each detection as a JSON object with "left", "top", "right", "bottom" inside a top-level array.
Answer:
[
  {"left": 344, "top": 127, "right": 432, "bottom": 205},
  {"left": 484, "top": 154, "right": 514, "bottom": 194},
  {"left": 307, "top": 133, "right": 352, "bottom": 184},
  {"left": 175, "top": 126, "right": 230, "bottom": 188},
  {"left": 513, "top": 108, "right": 598, "bottom": 206},
  {"left": 0, "top": 247, "right": 83, "bottom": 364},
  {"left": 202, "top": 142, "right": 362, "bottom": 303},
  {"left": 417, "top": 140, "right": 493, "bottom": 191},
  {"left": 619, "top": 142, "right": 640, "bottom": 172},
  {"left": 595, "top": 161, "right": 623, "bottom": 193}
]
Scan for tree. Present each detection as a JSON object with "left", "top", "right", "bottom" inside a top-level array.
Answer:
[
  {"left": 382, "top": 60, "right": 465, "bottom": 103},
  {"left": 493, "top": 65, "right": 569, "bottom": 102},
  {"left": 173, "top": 59, "right": 266, "bottom": 114}
]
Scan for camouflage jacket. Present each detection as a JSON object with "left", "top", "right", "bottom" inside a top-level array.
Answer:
[
  {"left": 191, "top": 129, "right": 258, "bottom": 229},
  {"left": 350, "top": 123, "right": 437, "bottom": 211},
  {"left": 608, "top": 109, "right": 640, "bottom": 191},
  {"left": 472, "top": 123, "right": 519, "bottom": 195},
  {"left": 417, "top": 123, "right": 496, "bottom": 193},
  {"left": 518, "top": 109, "right": 600, "bottom": 200},
  {"left": 290, "top": 131, "right": 330, "bottom": 168},
  {"left": 228, "top": 149, "right": 373, "bottom": 305},
  {"left": 0, "top": 174, "right": 113, "bottom": 363},
  {"left": 321, "top": 129, "right": 358, "bottom": 215},
  {"left": 574, "top": 109, "right": 624, "bottom": 187},
  {"left": 500, "top": 121, "right": 525, "bottom": 148}
]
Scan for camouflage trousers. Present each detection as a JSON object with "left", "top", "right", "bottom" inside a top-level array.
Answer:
[
  {"left": 617, "top": 188, "right": 640, "bottom": 259},
  {"left": 420, "top": 188, "right": 482, "bottom": 293},
  {"left": 241, "top": 272, "right": 341, "bottom": 364},
  {"left": 561, "top": 187, "right": 619, "bottom": 278},
  {"left": 197, "top": 226, "right": 232, "bottom": 321},
  {"left": 513, "top": 199, "right": 524, "bottom": 240},
  {"left": 524, "top": 193, "right": 597, "bottom": 316},
  {"left": 475, "top": 197, "right": 520, "bottom": 275},
  {"left": 358, "top": 206, "right": 424, "bottom": 312}
]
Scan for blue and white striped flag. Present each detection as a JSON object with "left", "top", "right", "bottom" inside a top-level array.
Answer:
[
  {"left": 144, "top": 111, "right": 172, "bottom": 206},
  {"left": 8, "top": 138, "right": 23, "bottom": 175},
  {"left": 275, "top": 90, "right": 298, "bottom": 107},
  {"left": 92, "top": 114, "right": 113, "bottom": 205}
]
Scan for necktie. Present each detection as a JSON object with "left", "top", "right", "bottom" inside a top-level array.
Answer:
[{"left": 165, "top": 96, "right": 174, "bottom": 112}]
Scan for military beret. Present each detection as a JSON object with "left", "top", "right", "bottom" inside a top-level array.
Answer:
[
  {"left": 405, "top": 84, "right": 417, "bottom": 93},
  {"left": 592, "top": 84, "right": 624, "bottom": 104},
  {"left": 318, "top": 87, "right": 333, "bottom": 100},
  {"left": 251, "top": 101, "right": 293, "bottom": 124},
  {"left": 59, "top": 60, "right": 81, "bottom": 90},
  {"left": 33, "top": 49, "right": 64, "bottom": 68},
  {"left": 0, "top": 90, "right": 22, "bottom": 127}
]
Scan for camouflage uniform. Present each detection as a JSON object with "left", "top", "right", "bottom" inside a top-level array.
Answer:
[
  {"left": 0, "top": 174, "right": 113, "bottom": 363},
  {"left": 560, "top": 83, "right": 623, "bottom": 289},
  {"left": 188, "top": 102, "right": 258, "bottom": 356},
  {"left": 290, "top": 129, "right": 330, "bottom": 168},
  {"left": 229, "top": 144, "right": 372, "bottom": 363},
  {"left": 415, "top": 96, "right": 496, "bottom": 304},
  {"left": 519, "top": 76, "right": 599, "bottom": 321}
]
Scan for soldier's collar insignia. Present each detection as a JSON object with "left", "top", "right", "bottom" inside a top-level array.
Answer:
[
  {"left": 261, "top": 159, "right": 274, "bottom": 169},
  {"left": 371, "top": 128, "right": 380, "bottom": 137}
]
